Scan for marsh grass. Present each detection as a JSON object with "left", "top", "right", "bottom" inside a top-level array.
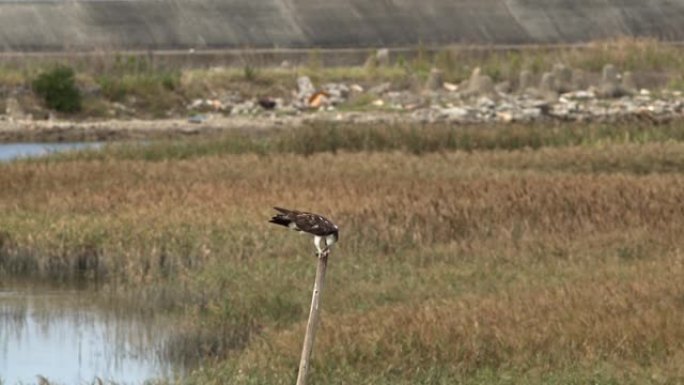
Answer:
[
  {"left": 41, "top": 119, "right": 684, "bottom": 162},
  {"left": 98, "top": 71, "right": 181, "bottom": 117},
  {"left": 270, "top": 120, "right": 684, "bottom": 155},
  {"left": 0, "top": 67, "right": 25, "bottom": 88},
  {"left": 2, "top": 123, "right": 684, "bottom": 383}
]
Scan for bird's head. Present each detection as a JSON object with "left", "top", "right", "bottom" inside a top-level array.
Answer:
[{"left": 328, "top": 225, "right": 339, "bottom": 246}]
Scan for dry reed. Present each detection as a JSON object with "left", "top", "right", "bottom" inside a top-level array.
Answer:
[{"left": 1, "top": 135, "right": 683, "bottom": 384}]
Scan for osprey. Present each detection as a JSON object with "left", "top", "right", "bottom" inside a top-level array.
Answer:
[{"left": 269, "top": 207, "right": 339, "bottom": 256}]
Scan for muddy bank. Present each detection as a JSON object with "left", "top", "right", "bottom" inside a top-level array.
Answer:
[
  {"left": 0, "top": 116, "right": 284, "bottom": 143},
  {"left": 0, "top": 111, "right": 421, "bottom": 143},
  {"left": 1, "top": 104, "right": 683, "bottom": 143}
]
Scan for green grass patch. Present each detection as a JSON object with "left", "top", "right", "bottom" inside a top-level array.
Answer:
[
  {"left": 98, "top": 71, "right": 181, "bottom": 117},
  {"left": 36, "top": 120, "right": 684, "bottom": 163}
]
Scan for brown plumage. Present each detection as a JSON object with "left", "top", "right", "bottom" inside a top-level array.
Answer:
[{"left": 269, "top": 207, "right": 339, "bottom": 255}]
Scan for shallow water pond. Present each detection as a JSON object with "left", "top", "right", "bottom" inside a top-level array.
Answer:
[
  {"left": 0, "top": 142, "right": 102, "bottom": 162},
  {"left": 0, "top": 282, "right": 180, "bottom": 385}
]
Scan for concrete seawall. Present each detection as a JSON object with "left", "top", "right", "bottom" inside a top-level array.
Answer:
[{"left": 2, "top": 0, "right": 684, "bottom": 51}]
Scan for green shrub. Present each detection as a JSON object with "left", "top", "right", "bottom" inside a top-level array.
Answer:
[
  {"left": 97, "top": 71, "right": 181, "bottom": 117},
  {"left": 32, "top": 66, "right": 82, "bottom": 113},
  {"left": 243, "top": 64, "right": 259, "bottom": 82}
]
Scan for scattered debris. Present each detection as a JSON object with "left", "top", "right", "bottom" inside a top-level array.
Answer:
[
  {"left": 231, "top": 100, "right": 257, "bottom": 115},
  {"left": 376, "top": 48, "right": 390, "bottom": 67},
  {"left": 622, "top": 71, "right": 638, "bottom": 94},
  {"left": 297, "top": 76, "right": 316, "bottom": 101},
  {"left": 364, "top": 48, "right": 391, "bottom": 69},
  {"left": 188, "top": 98, "right": 230, "bottom": 112},
  {"left": 552, "top": 63, "right": 574, "bottom": 93},
  {"left": 321, "top": 83, "right": 349, "bottom": 105},
  {"left": 170, "top": 63, "right": 684, "bottom": 125},
  {"left": 495, "top": 81, "right": 511, "bottom": 94},
  {"left": 439, "top": 106, "right": 471, "bottom": 121},
  {"left": 464, "top": 67, "right": 495, "bottom": 98},
  {"left": 368, "top": 82, "right": 391, "bottom": 96},
  {"left": 425, "top": 68, "right": 444, "bottom": 91},
  {"left": 308, "top": 92, "right": 330, "bottom": 109},
  {"left": 539, "top": 72, "right": 559, "bottom": 101},
  {"left": 596, "top": 63, "right": 634, "bottom": 98},
  {"left": 443, "top": 82, "right": 458, "bottom": 92},
  {"left": 518, "top": 70, "right": 535, "bottom": 94},
  {"left": 188, "top": 114, "right": 209, "bottom": 124},
  {"left": 258, "top": 97, "right": 277, "bottom": 110}
]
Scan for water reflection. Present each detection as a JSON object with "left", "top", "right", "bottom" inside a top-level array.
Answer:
[
  {"left": 0, "top": 283, "right": 179, "bottom": 385},
  {"left": 0, "top": 142, "right": 102, "bottom": 162}
]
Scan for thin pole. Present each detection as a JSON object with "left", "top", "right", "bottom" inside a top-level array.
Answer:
[{"left": 296, "top": 249, "right": 330, "bottom": 385}]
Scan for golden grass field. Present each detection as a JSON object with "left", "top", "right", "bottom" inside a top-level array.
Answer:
[{"left": 1, "top": 122, "right": 684, "bottom": 384}]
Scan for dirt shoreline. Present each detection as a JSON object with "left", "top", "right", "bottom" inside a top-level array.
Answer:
[
  {"left": 0, "top": 115, "right": 294, "bottom": 143},
  {"left": 2, "top": 108, "right": 683, "bottom": 143},
  {"left": 0, "top": 112, "right": 407, "bottom": 143}
]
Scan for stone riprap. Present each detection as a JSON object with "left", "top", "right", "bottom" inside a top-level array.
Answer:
[
  {"left": 409, "top": 89, "right": 683, "bottom": 124},
  {"left": 2, "top": 1, "right": 684, "bottom": 51},
  {"left": 178, "top": 65, "right": 684, "bottom": 125},
  {"left": 2, "top": 64, "right": 683, "bottom": 136}
]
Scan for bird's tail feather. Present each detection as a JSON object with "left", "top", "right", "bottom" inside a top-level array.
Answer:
[{"left": 269, "top": 215, "right": 291, "bottom": 227}]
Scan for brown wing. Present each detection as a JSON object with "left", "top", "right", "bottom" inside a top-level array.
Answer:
[{"left": 293, "top": 212, "right": 338, "bottom": 236}]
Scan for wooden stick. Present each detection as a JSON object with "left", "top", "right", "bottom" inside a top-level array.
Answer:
[{"left": 295, "top": 249, "right": 330, "bottom": 385}]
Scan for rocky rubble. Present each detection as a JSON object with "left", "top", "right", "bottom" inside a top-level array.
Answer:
[
  {"left": 412, "top": 89, "right": 683, "bottom": 123},
  {"left": 409, "top": 64, "right": 683, "bottom": 123},
  {"left": 181, "top": 63, "right": 683, "bottom": 124},
  {"left": 2, "top": 63, "right": 683, "bottom": 126}
]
